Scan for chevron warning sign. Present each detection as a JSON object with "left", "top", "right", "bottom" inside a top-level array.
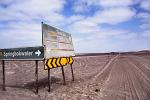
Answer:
[
  {"left": 45, "top": 57, "right": 69, "bottom": 69},
  {"left": 44, "top": 56, "right": 75, "bottom": 92}
]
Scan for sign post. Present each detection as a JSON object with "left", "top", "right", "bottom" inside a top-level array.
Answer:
[
  {"left": 48, "top": 68, "right": 50, "bottom": 92},
  {"left": 70, "top": 64, "right": 74, "bottom": 81},
  {"left": 2, "top": 60, "right": 6, "bottom": 91},
  {"left": 35, "top": 60, "right": 38, "bottom": 94},
  {"left": 61, "top": 66, "right": 66, "bottom": 85},
  {"left": 67, "top": 57, "right": 74, "bottom": 81}
]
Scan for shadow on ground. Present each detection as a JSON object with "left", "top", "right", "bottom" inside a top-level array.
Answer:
[{"left": 0, "top": 76, "right": 62, "bottom": 93}]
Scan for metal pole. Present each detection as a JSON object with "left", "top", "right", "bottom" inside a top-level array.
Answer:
[
  {"left": 41, "top": 22, "right": 44, "bottom": 46},
  {"left": 70, "top": 64, "right": 74, "bottom": 81},
  {"left": 35, "top": 60, "right": 38, "bottom": 94},
  {"left": 2, "top": 60, "right": 6, "bottom": 91},
  {"left": 48, "top": 68, "right": 50, "bottom": 92},
  {"left": 61, "top": 66, "right": 66, "bottom": 85}
]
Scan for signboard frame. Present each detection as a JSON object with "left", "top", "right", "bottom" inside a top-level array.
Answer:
[{"left": 42, "top": 22, "right": 75, "bottom": 59}]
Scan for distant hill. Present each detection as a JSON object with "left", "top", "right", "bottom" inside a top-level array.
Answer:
[
  {"left": 75, "top": 50, "right": 150, "bottom": 56},
  {"left": 137, "top": 50, "right": 150, "bottom": 53}
]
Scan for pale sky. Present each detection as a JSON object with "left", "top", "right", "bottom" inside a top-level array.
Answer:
[{"left": 0, "top": 0, "right": 150, "bottom": 53}]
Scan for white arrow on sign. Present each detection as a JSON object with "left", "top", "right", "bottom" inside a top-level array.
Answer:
[{"left": 35, "top": 50, "right": 41, "bottom": 56}]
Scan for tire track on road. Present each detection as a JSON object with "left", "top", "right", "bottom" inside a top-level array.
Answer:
[
  {"left": 127, "top": 59, "right": 150, "bottom": 83},
  {"left": 126, "top": 57, "right": 150, "bottom": 100},
  {"left": 126, "top": 61, "right": 140, "bottom": 100},
  {"left": 92, "top": 55, "right": 119, "bottom": 82},
  {"left": 100, "top": 56, "right": 129, "bottom": 100},
  {"left": 130, "top": 55, "right": 150, "bottom": 71}
]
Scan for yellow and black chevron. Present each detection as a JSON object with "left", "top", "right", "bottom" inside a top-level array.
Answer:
[
  {"left": 44, "top": 57, "right": 74, "bottom": 70},
  {"left": 44, "top": 57, "right": 69, "bottom": 70},
  {"left": 67, "top": 57, "right": 74, "bottom": 65}
]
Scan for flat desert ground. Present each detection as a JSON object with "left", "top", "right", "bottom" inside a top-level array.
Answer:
[{"left": 0, "top": 53, "right": 150, "bottom": 100}]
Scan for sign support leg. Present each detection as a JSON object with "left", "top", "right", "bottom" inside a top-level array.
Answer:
[
  {"left": 48, "top": 68, "right": 51, "bottom": 92},
  {"left": 61, "top": 66, "right": 66, "bottom": 85},
  {"left": 70, "top": 64, "right": 74, "bottom": 81},
  {"left": 2, "top": 60, "right": 6, "bottom": 91},
  {"left": 35, "top": 60, "right": 38, "bottom": 94}
]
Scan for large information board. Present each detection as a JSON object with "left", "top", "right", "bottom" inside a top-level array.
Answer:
[{"left": 42, "top": 23, "right": 75, "bottom": 59}]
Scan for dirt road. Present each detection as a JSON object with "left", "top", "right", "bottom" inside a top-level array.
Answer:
[{"left": 0, "top": 54, "right": 150, "bottom": 100}]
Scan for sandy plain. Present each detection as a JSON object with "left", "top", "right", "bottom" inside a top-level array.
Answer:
[{"left": 0, "top": 53, "right": 150, "bottom": 100}]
